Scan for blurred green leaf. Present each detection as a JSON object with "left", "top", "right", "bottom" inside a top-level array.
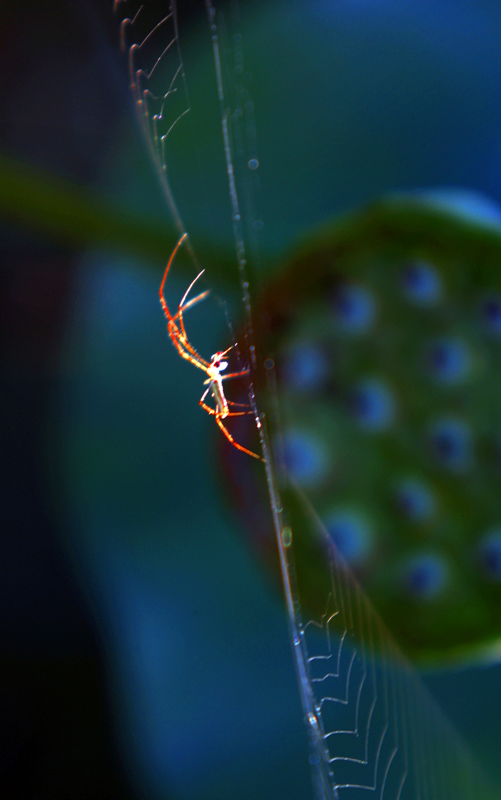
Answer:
[{"left": 0, "top": 150, "right": 237, "bottom": 277}]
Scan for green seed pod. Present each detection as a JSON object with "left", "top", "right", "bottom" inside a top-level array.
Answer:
[{"left": 223, "top": 196, "right": 501, "bottom": 665}]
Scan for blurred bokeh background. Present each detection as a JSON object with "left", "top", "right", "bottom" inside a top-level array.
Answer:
[{"left": 1, "top": 0, "right": 501, "bottom": 798}]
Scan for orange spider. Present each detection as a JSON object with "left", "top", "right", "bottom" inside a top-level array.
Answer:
[{"left": 159, "top": 233, "right": 264, "bottom": 461}]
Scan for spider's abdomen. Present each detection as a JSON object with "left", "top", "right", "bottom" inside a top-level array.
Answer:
[{"left": 209, "top": 377, "right": 228, "bottom": 417}]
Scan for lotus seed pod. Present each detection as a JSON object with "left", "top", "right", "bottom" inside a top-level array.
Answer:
[{"left": 222, "top": 196, "right": 501, "bottom": 665}]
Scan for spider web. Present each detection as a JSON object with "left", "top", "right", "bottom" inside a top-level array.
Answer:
[
  {"left": 114, "top": 2, "right": 499, "bottom": 798},
  {"left": 282, "top": 484, "right": 498, "bottom": 799},
  {"left": 115, "top": 0, "right": 187, "bottom": 238}
]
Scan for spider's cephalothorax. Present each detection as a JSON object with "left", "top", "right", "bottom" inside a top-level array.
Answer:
[
  {"left": 159, "top": 234, "right": 264, "bottom": 461},
  {"left": 210, "top": 352, "right": 228, "bottom": 373}
]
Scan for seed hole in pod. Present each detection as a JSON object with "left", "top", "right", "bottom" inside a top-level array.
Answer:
[
  {"left": 332, "top": 284, "right": 376, "bottom": 334},
  {"left": 401, "top": 552, "right": 449, "bottom": 600},
  {"left": 478, "top": 529, "right": 501, "bottom": 581},
  {"left": 281, "top": 342, "right": 327, "bottom": 391},
  {"left": 324, "top": 509, "right": 372, "bottom": 565},
  {"left": 428, "top": 417, "right": 472, "bottom": 472},
  {"left": 426, "top": 337, "right": 470, "bottom": 384},
  {"left": 394, "top": 478, "right": 435, "bottom": 522},
  {"left": 401, "top": 260, "right": 442, "bottom": 306},
  {"left": 281, "top": 430, "right": 329, "bottom": 487},
  {"left": 481, "top": 294, "right": 501, "bottom": 335},
  {"left": 350, "top": 378, "right": 395, "bottom": 431}
]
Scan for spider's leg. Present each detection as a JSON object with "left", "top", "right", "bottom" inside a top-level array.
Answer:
[
  {"left": 221, "top": 369, "right": 250, "bottom": 381},
  {"left": 168, "top": 323, "right": 210, "bottom": 373},
  {"left": 176, "top": 290, "right": 210, "bottom": 317},
  {"left": 170, "top": 294, "right": 211, "bottom": 368},
  {"left": 226, "top": 400, "right": 253, "bottom": 408},
  {"left": 159, "top": 235, "right": 209, "bottom": 368},
  {"left": 173, "top": 326, "right": 210, "bottom": 369},
  {"left": 179, "top": 271, "right": 206, "bottom": 312},
  {"left": 159, "top": 233, "right": 187, "bottom": 324},
  {"left": 218, "top": 345, "right": 235, "bottom": 359},
  {"left": 159, "top": 237, "right": 213, "bottom": 368},
  {"left": 200, "top": 382, "right": 213, "bottom": 407},
  {"left": 200, "top": 397, "right": 262, "bottom": 460},
  {"left": 214, "top": 412, "right": 264, "bottom": 461},
  {"left": 178, "top": 270, "right": 205, "bottom": 342}
]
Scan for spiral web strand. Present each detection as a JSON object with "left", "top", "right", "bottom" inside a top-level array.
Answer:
[
  {"left": 289, "top": 488, "right": 497, "bottom": 799},
  {"left": 115, "top": 2, "right": 500, "bottom": 798},
  {"left": 116, "top": 0, "right": 191, "bottom": 248}
]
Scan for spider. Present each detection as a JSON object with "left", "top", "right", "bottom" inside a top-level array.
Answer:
[{"left": 159, "top": 233, "right": 264, "bottom": 461}]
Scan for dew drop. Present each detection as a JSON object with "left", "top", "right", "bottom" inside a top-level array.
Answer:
[
  {"left": 248, "top": 158, "right": 259, "bottom": 170},
  {"left": 307, "top": 712, "right": 319, "bottom": 730},
  {"left": 253, "top": 219, "right": 264, "bottom": 231}
]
